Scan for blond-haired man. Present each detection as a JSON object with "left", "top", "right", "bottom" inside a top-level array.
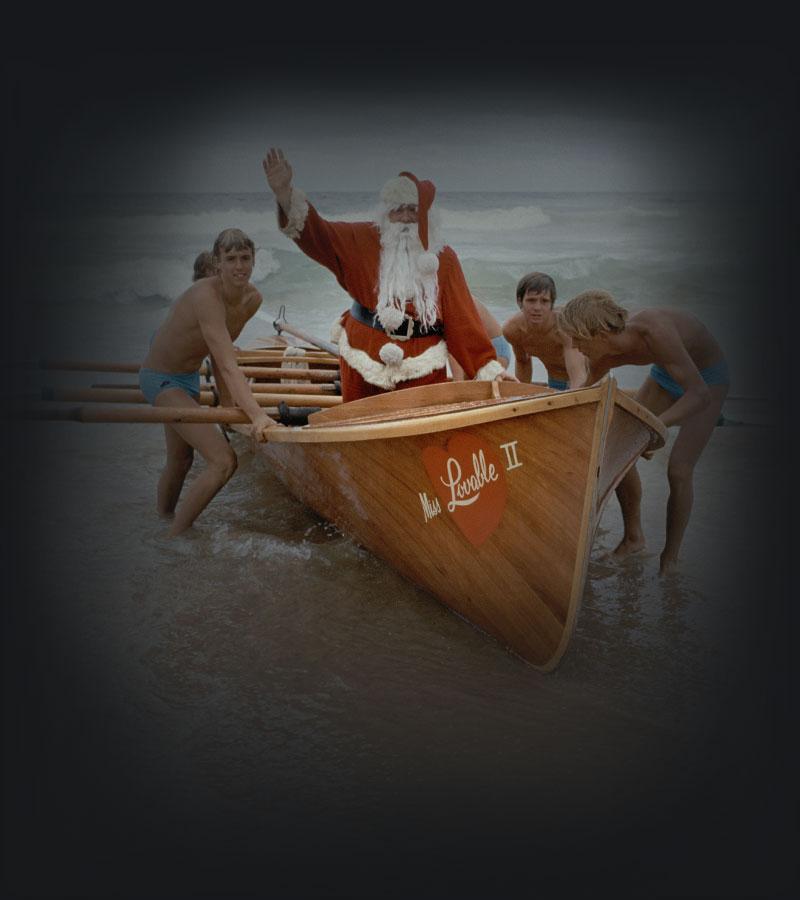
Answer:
[{"left": 558, "top": 290, "right": 729, "bottom": 574}]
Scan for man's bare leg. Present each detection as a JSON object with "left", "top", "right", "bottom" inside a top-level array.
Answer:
[
  {"left": 157, "top": 424, "right": 194, "bottom": 518},
  {"left": 154, "top": 390, "right": 238, "bottom": 536},
  {"left": 659, "top": 384, "right": 727, "bottom": 574},
  {"left": 610, "top": 466, "right": 647, "bottom": 557},
  {"left": 608, "top": 377, "right": 674, "bottom": 559}
]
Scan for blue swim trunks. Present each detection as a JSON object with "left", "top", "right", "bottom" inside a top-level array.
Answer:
[
  {"left": 547, "top": 376, "right": 569, "bottom": 391},
  {"left": 491, "top": 334, "right": 512, "bottom": 364},
  {"left": 650, "top": 359, "right": 730, "bottom": 399},
  {"left": 139, "top": 368, "right": 201, "bottom": 405}
]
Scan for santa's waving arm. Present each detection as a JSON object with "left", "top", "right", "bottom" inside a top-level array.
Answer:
[{"left": 262, "top": 146, "right": 370, "bottom": 290}]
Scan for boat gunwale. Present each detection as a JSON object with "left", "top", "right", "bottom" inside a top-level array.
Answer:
[
  {"left": 614, "top": 388, "right": 667, "bottom": 446},
  {"left": 261, "top": 382, "right": 627, "bottom": 444}
]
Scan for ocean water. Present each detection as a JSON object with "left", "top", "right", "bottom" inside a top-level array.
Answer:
[
  {"left": 7, "top": 190, "right": 791, "bottom": 897},
  {"left": 29, "top": 189, "right": 768, "bottom": 397}
]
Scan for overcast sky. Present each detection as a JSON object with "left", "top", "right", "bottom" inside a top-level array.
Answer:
[{"left": 9, "top": 44, "right": 787, "bottom": 196}]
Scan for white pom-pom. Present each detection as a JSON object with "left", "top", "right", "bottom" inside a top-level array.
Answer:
[
  {"left": 379, "top": 342, "right": 404, "bottom": 366},
  {"left": 417, "top": 251, "right": 439, "bottom": 275},
  {"left": 376, "top": 305, "right": 405, "bottom": 331}
]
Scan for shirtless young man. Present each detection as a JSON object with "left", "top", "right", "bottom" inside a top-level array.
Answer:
[
  {"left": 501, "top": 272, "right": 586, "bottom": 389},
  {"left": 558, "top": 290, "right": 729, "bottom": 574},
  {"left": 449, "top": 298, "right": 511, "bottom": 380},
  {"left": 139, "top": 228, "right": 277, "bottom": 536}
]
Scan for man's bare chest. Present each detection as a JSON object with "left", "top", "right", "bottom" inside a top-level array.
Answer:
[{"left": 519, "top": 331, "right": 562, "bottom": 361}]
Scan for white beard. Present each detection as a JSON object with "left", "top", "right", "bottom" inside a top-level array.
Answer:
[{"left": 375, "top": 217, "right": 439, "bottom": 331}]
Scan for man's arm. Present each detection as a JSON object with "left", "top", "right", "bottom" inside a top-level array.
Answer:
[
  {"left": 208, "top": 354, "right": 234, "bottom": 407},
  {"left": 212, "top": 291, "right": 263, "bottom": 407},
  {"left": 501, "top": 320, "right": 531, "bottom": 382},
  {"left": 583, "top": 355, "right": 614, "bottom": 386},
  {"left": 193, "top": 291, "right": 277, "bottom": 440},
  {"left": 513, "top": 350, "right": 532, "bottom": 383},
  {"left": 562, "top": 335, "right": 588, "bottom": 388},
  {"left": 263, "top": 146, "right": 369, "bottom": 291}
]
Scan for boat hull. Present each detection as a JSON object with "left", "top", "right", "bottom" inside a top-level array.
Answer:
[{"left": 253, "top": 379, "right": 664, "bottom": 670}]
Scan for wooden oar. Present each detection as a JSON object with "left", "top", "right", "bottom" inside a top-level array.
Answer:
[
  {"left": 234, "top": 351, "right": 339, "bottom": 366},
  {"left": 36, "top": 354, "right": 339, "bottom": 375},
  {"left": 39, "top": 359, "right": 142, "bottom": 373},
  {"left": 247, "top": 336, "right": 320, "bottom": 352},
  {"left": 272, "top": 308, "right": 340, "bottom": 357},
  {"left": 237, "top": 382, "right": 337, "bottom": 394},
  {"left": 274, "top": 324, "right": 339, "bottom": 356},
  {"left": 236, "top": 366, "right": 338, "bottom": 382},
  {"left": 91, "top": 381, "right": 339, "bottom": 394},
  {"left": 35, "top": 360, "right": 338, "bottom": 381},
  {"left": 40, "top": 387, "right": 342, "bottom": 408},
  {"left": 23, "top": 404, "right": 278, "bottom": 425}
]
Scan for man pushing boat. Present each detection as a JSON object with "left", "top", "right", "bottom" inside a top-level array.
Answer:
[
  {"left": 263, "top": 147, "right": 516, "bottom": 402},
  {"left": 558, "top": 290, "right": 729, "bottom": 574},
  {"left": 139, "top": 228, "right": 278, "bottom": 537}
]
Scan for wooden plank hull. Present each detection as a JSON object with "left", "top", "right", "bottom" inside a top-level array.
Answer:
[{"left": 252, "top": 379, "right": 664, "bottom": 671}]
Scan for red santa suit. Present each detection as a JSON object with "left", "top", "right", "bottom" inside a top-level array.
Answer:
[{"left": 276, "top": 172, "right": 504, "bottom": 402}]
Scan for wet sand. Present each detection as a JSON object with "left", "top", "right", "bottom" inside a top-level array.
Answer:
[{"left": 3, "top": 400, "right": 794, "bottom": 897}]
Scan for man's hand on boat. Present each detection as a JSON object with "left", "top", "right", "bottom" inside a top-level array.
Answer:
[
  {"left": 641, "top": 430, "right": 661, "bottom": 460},
  {"left": 251, "top": 412, "right": 285, "bottom": 442},
  {"left": 496, "top": 370, "right": 520, "bottom": 382}
]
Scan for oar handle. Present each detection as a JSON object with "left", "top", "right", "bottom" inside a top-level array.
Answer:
[{"left": 273, "top": 311, "right": 340, "bottom": 357}]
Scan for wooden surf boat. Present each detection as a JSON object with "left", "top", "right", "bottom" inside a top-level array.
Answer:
[
  {"left": 237, "top": 377, "right": 666, "bottom": 671},
  {"left": 27, "top": 345, "right": 663, "bottom": 670}
]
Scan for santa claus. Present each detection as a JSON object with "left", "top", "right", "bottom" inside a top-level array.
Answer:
[{"left": 263, "top": 147, "right": 512, "bottom": 402}]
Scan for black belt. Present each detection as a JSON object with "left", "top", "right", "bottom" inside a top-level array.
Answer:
[{"left": 349, "top": 301, "right": 444, "bottom": 338}]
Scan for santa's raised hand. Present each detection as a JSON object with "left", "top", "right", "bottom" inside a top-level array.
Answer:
[{"left": 263, "top": 147, "right": 294, "bottom": 210}]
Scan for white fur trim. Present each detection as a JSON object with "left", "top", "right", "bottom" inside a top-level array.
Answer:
[
  {"left": 379, "top": 343, "right": 404, "bottom": 365},
  {"left": 379, "top": 176, "right": 418, "bottom": 208},
  {"left": 330, "top": 317, "right": 344, "bottom": 343},
  {"left": 278, "top": 188, "right": 310, "bottom": 240},
  {"left": 339, "top": 329, "right": 449, "bottom": 390},
  {"left": 474, "top": 359, "right": 505, "bottom": 381}
]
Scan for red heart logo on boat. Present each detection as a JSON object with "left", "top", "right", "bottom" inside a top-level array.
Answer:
[{"left": 421, "top": 433, "right": 507, "bottom": 547}]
